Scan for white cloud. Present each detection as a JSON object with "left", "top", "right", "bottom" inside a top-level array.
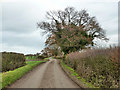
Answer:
[
  {"left": 2, "top": 43, "right": 42, "bottom": 55},
  {"left": 1, "top": 1, "right": 118, "bottom": 54}
]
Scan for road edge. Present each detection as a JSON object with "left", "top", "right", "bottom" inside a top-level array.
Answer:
[
  {"left": 58, "top": 60, "right": 86, "bottom": 89},
  {"left": 5, "top": 61, "right": 47, "bottom": 89}
]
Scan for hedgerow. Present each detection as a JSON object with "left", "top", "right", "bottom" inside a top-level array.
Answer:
[
  {"left": 64, "top": 46, "right": 119, "bottom": 88},
  {"left": 2, "top": 52, "right": 26, "bottom": 72}
]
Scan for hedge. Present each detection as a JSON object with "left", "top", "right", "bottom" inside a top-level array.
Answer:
[
  {"left": 64, "top": 47, "right": 119, "bottom": 88},
  {"left": 2, "top": 52, "right": 26, "bottom": 72}
]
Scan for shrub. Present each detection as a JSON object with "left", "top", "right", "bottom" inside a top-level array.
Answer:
[
  {"left": 2, "top": 52, "right": 26, "bottom": 72},
  {"left": 64, "top": 46, "right": 119, "bottom": 88},
  {"left": 37, "top": 55, "right": 46, "bottom": 59},
  {"left": 55, "top": 56, "right": 63, "bottom": 59}
]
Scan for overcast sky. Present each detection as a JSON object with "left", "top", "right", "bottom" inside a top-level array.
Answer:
[{"left": 0, "top": 0, "right": 119, "bottom": 54}]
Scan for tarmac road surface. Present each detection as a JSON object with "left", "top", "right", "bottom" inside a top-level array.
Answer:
[{"left": 8, "top": 59, "right": 80, "bottom": 88}]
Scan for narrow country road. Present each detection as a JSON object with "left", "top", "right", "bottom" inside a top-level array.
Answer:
[{"left": 8, "top": 59, "right": 80, "bottom": 88}]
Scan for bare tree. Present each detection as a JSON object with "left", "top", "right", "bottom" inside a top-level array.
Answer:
[{"left": 38, "top": 7, "right": 108, "bottom": 54}]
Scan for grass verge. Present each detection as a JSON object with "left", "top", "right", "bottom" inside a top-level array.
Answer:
[
  {"left": 1, "top": 61, "right": 46, "bottom": 89},
  {"left": 60, "top": 60, "right": 97, "bottom": 88}
]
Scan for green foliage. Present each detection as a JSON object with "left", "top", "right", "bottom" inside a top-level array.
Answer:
[
  {"left": 55, "top": 56, "right": 63, "bottom": 59},
  {"left": 55, "top": 26, "right": 94, "bottom": 54},
  {"left": 25, "top": 56, "right": 37, "bottom": 60},
  {"left": 64, "top": 47, "right": 119, "bottom": 88},
  {"left": 60, "top": 60, "right": 95, "bottom": 88},
  {"left": 1, "top": 61, "right": 46, "bottom": 89},
  {"left": 44, "top": 57, "right": 49, "bottom": 60},
  {"left": 2, "top": 52, "right": 26, "bottom": 72},
  {"left": 38, "top": 7, "right": 108, "bottom": 54}
]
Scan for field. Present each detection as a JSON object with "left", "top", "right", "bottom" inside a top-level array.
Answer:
[
  {"left": 25, "top": 56, "right": 38, "bottom": 60},
  {"left": 25, "top": 55, "right": 46, "bottom": 61}
]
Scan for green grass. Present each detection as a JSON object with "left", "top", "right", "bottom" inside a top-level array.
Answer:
[
  {"left": 43, "top": 57, "right": 50, "bottom": 61},
  {"left": 44, "top": 57, "right": 49, "bottom": 59},
  {"left": 1, "top": 61, "right": 46, "bottom": 89},
  {"left": 60, "top": 60, "right": 96, "bottom": 88},
  {"left": 25, "top": 56, "right": 38, "bottom": 60}
]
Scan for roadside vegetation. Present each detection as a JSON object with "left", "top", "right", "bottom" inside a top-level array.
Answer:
[
  {"left": 2, "top": 52, "right": 26, "bottom": 72},
  {"left": 1, "top": 61, "right": 46, "bottom": 89},
  {"left": 60, "top": 60, "right": 95, "bottom": 88},
  {"left": 38, "top": 6, "right": 119, "bottom": 88},
  {"left": 62, "top": 46, "right": 119, "bottom": 88},
  {"left": 1, "top": 51, "right": 48, "bottom": 89}
]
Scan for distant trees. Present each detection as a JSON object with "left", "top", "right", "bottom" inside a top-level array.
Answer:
[{"left": 38, "top": 7, "right": 108, "bottom": 54}]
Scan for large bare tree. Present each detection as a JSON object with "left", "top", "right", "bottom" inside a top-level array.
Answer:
[{"left": 38, "top": 7, "right": 108, "bottom": 54}]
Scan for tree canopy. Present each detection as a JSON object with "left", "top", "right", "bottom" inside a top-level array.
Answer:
[{"left": 38, "top": 7, "right": 108, "bottom": 54}]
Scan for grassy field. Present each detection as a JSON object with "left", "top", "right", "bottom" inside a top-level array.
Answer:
[
  {"left": 60, "top": 60, "right": 96, "bottom": 88},
  {"left": 25, "top": 56, "right": 38, "bottom": 60},
  {"left": 1, "top": 61, "right": 46, "bottom": 89}
]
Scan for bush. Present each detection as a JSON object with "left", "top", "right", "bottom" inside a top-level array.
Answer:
[
  {"left": 37, "top": 55, "right": 46, "bottom": 59},
  {"left": 64, "top": 46, "right": 119, "bottom": 88},
  {"left": 55, "top": 56, "right": 63, "bottom": 59},
  {"left": 2, "top": 52, "right": 26, "bottom": 72}
]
